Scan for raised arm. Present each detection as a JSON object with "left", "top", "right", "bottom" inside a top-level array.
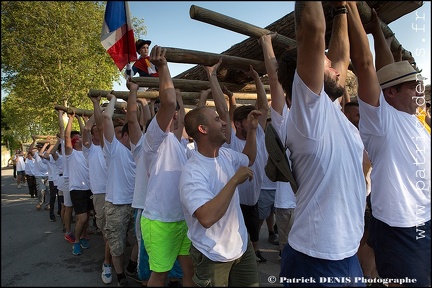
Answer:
[
  {"left": 363, "top": 8, "right": 394, "bottom": 70},
  {"left": 259, "top": 33, "right": 286, "bottom": 115},
  {"left": 57, "top": 110, "right": 66, "bottom": 141},
  {"left": 243, "top": 65, "right": 269, "bottom": 129},
  {"left": 28, "top": 135, "right": 37, "bottom": 153},
  {"left": 126, "top": 78, "right": 143, "bottom": 145},
  {"left": 203, "top": 58, "right": 232, "bottom": 144},
  {"left": 76, "top": 114, "right": 85, "bottom": 136},
  {"left": 173, "top": 89, "right": 185, "bottom": 141},
  {"left": 327, "top": 1, "right": 350, "bottom": 91},
  {"left": 64, "top": 110, "right": 76, "bottom": 155},
  {"left": 295, "top": 1, "right": 326, "bottom": 94},
  {"left": 197, "top": 88, "right": 211, "bottom": 108},
  {"left": 242, "top": 110, "right": 262, "bottom": 166},
  {"left": 41, "top": 136, "right": 56, "bottom": 160},
  {"left": 82, "top": 114, "right": 95, "bottom": 149},
  {"left": 88, "top": 94, "right": 104, "bottom": 148},
  {"left": 102, "top": 93, "right": 117, "bottom": 143},
  {"left": 222, "top": 86, "right": 236, "bottom": 126},
  {"left": 150, "top": 46, "right": 177, "bottom": 132},
  {"left": 137, "top": 97, "right": 151, "bottom": 132},
  {"left": 347, "top": 1, "right": 381, "bottom": 107}
]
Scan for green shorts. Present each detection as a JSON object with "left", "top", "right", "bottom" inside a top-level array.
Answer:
[{"left": 140, "top": 217, "right": 191, "bottom": 273}]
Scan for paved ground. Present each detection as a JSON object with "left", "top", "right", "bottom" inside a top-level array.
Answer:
[{"left": 1, "top": 166, "right": 283, "bottom": 287}]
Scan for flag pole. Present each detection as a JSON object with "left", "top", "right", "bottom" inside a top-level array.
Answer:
[{"left": 125, "top": 1, "right": 132, "bottom": 79}]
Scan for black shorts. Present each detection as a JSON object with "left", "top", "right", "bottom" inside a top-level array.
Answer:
[
  {"left": 240, "top": 203, "right": 260, "bottom": 242},
  {"left": 70, "top": 189, "right": 94, "bottom": 215}
]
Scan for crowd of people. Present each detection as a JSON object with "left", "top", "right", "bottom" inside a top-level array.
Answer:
[{"left": 9, "top": 1, "right": 430, "bottom": 287}]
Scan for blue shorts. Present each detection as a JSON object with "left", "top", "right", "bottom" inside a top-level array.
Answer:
[
  {"left": 368, "top": 216, "right": 431, "bottom": 287},
  {"left": 280, "top": 244, "right": 365, "bottom": 287}
]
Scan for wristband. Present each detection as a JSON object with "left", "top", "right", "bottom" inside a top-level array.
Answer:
[{"left": 332, "top": 6, "right": 348, "bottom": 18}]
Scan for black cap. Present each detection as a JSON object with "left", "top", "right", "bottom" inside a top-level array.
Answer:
[{"left": 136, "top": 39, "right": 151, "bottom": 51}]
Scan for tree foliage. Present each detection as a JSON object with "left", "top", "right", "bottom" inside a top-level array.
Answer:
[{"left": 1, "top": 1, "right": 146, "bottom": 147}]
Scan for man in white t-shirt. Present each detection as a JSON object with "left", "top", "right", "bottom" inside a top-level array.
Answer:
[
  {"left": 91, "top": 92, "right": 136, "bottom": 287},
  {"left": 65, "top": 112, "right": 92, "bottom": 257},
  {"left": 276, "top": 2, "right": 366, "bottom": 285},
  {"left": 82, "top": 110, "right": 112, "bottom": 285},
  {"left": 179, "top": 100, "right": 261, "bottom": 286},
  {"left": 14, "top": 150, "right": 26, "bottom": 188},
  {"left": 126, "top": 79, "right": 182, "bottom": 286},
  {"left": 348, "top": 2, "right": 431, "bottom": 285},
  {"left": 140, "top": 45, "right": 194, "bottom": 287}
]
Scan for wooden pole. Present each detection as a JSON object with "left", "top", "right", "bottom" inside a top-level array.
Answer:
[
  {"left": 54, "top": 105, "right": 125, "bottom": 119},
  {"left": 88, "top": 89, "right": 270, "bottom": 101},
  {"left": 33, "top": 135, "right": 55, "bottom": 140},
  {"left": 128, "top": 77, "right": 270, "bottom": 93},
  {"left": 164, "top": 47, "right": 267, "bottom": 74},
  {"left": 189, "top": 5, "right": 296, "bottom": 49},
  {"left": 354, "top": 1, "right": 413, "bottom": 61}
]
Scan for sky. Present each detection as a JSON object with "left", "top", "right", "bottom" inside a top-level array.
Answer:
[{"left": 110, "top": 1, "right": 431, "bottom": 91}]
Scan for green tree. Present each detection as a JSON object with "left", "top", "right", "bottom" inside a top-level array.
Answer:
[{"left": 1, "top": 1, "right": 146, "bottom": 146}]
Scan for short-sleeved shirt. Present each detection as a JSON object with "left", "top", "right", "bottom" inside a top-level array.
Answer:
[
  {"left": 83, "top": 143, "right": 107, "bottom": 195},
  {"left": 142, "top": 118, "right": 188, "bottom": 222},
  {"left": 66, "top": 149, "right": 90, "bottom": 191},
  {"left": 179, "top": 148, "right": 249, "bottom": 262},
  {"left": 103, "top": 136, "right": 135, "bottom": 205},
  {"left": 284, "top": 71, "right": 366, "bottom": 260},
  {"left": 359, "top": 93, "right": 431, "bottom": 227},
  {"left": 270, "top": 106, "right": 297, "bottom": 209},
  {"left": 227, "top": 125, "right": 266, "bottom": 205},
  {"left": 15, "top": 155, "right": 26, "bottom": 172},
  {"left": 130, "top": 132, "right": 148, "bottom": 209}
]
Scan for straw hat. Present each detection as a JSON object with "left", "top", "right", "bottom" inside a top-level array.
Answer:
[
  {"left": 264, "top": 123, "right": 298, "bottom": 193},
  {"left": 377, "top": 60, "right": 425, "bottom": 89}
]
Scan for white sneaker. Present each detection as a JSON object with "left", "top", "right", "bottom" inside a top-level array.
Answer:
[
  {"left": 17, "top": 184, "right": 21, "bottom": 189},
  {"left": 101, "top": 263, "right": 112, "bottom": 284}
]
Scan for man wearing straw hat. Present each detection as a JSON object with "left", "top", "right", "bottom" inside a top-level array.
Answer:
[{"left": 348, "top": 2, "right": 430, "bottom": 286}]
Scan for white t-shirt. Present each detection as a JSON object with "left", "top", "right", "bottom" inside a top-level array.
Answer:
[
  {"left": 130, "top": 132, "right": 148, "bottom": 209},
  {"left": 47, "top": 154, "right": 61, "bottom": 186},
  {"left": 25, "top": 158, "right": 36, "bottom": 176},
  {"left": 142, "top": 119, "right": 188, "bottom": 222},
  {"left": 15, "top": 155, "right": 25, "bottom": 172},
  {"left": 284, "top": 72, "right": 366, "bottom": 260},
  {"left": 66, "top": 149, "right": 90, "bottom": 191},
  {"left": 359, "top": 93, "right": 431, "bottom": 227},
  {"left": 83, "top": 143, "right": 107, "bottom": 195},
  {"left": 228, "top": 125, "right": 266, "bottom": 205},
  {"left": 103, "top": 135, "right": 135, "bottom": 205},
  {"left": 57, "top": 140, "right": 69, "bottom": 193},
  {"left": 179, "top": 147, "right": 249, "bottom": 262},
  {"left": 270, "top": 106, "right": 297, "bottom": 210},
  {"left": 33, "top": 152, "right": 49, "bottom": 177}
]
